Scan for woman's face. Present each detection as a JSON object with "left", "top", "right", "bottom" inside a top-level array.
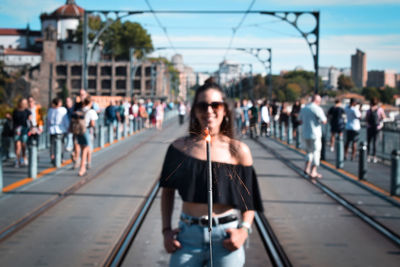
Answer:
[{"left": 194, "top": 89, "right": 226, "bottom": 134}]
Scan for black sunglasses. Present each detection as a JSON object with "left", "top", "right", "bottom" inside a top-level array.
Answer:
[{"left": 195, "top": 101, "right": 225, "bottom": 112}]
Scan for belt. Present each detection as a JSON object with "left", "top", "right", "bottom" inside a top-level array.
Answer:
[{"left": 181, "top": 214, "right": 238, "bottom": 227}]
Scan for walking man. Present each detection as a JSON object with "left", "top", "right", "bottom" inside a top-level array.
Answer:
[
  {"left": 344, "top": 98, "right": 361, "bottom": 161},
  {"left": 299, "top": 94, "right": 327, "bottom": 180}
]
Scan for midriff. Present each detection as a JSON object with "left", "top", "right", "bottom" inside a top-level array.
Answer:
[{"left": 182, "top": 201, "right": 235, "bottom": 217}]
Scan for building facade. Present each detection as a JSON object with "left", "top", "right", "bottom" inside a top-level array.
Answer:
[
  {"left": 351, "top": 49, "right": 367, "bottom": 88},
  {"left": 367, "top": 70, "right": 397, "bottom": 88}
]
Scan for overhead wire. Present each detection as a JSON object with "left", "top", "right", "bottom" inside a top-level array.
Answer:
[
  {"left": 144, "top": 0, "right": 177, "bottom": 53},
  {"left": 223, "top": 0, "right": 257, "bottom": 60}
]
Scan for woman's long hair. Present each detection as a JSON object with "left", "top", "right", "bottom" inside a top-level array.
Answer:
[{"left": 189, "top": 77, "right": 234, "bottom": 138}]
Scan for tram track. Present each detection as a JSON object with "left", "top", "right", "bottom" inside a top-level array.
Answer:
[
  {"left": 0, "top": 125, "right": 173, "bottom": 243},
  {"left": 254, "top": 138, "right": 400, "bottom": 248}
]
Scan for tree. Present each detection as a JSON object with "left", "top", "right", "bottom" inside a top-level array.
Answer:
[
  {"left": 74, "top": 16, "right": 153, "bottom": 60},
  {"left": 337, "top": 74, "right": 354, "bottom": 91},
  {"left": 361, "top": 87, "right": 380, "bottom": 102},
  {"left": 379, "top": 86, "right": 399, "bottom": 105}
]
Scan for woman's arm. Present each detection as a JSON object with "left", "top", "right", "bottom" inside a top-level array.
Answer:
[
  {"left": 223, "top": 210, "right": 255, "bottom": 251},
  {"left": 161, "top": 187, "right": 181, "bottom": 253}
]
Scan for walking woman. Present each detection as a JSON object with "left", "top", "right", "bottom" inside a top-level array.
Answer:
[
  {"left": 12, "top": 98, "right": 32, "bottom": 168},
  {"left": 160, "top": 78, "right": 264, "bottom": 266}
]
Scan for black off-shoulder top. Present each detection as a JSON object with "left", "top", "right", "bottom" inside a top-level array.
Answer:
[{"left": 159, "top": 145, "right": 264, "bottom": 212}]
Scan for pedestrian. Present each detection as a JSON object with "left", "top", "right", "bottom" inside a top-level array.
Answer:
[
  {"left": 327, "top": 99, "right": 345, "bottom": 152},
  {"left": 279, "top": 102, "right": 290, "bottom": 137},
  {"left": 105, "top": 101, "right": 118, "bottom": 130},
  {"left": 299, "top": 94, "right": 327, "bottom": 180},
  {"left": 290, "top": 100, "right": 301, "bottom": 139},
  {"left": 47, "top": 98, "right": 68, "bottom": 165},
  {"left": 27, "top": 95, "right": 44, "bottom": 145},
  {"left": 12, "top": 98, "right": 31, "bottom": 168},
  {"left": 271, "top": 100, "right": 279, "bottom": 134},
  {"left": 130, "top": 99, "right": 139, "bottom": 131},
  {"left": 1, "top": 112, "right": 13, "bottom": 160},
  {"left": 155, "top": 100, "right": 165, "bottom": 130},
  {"left": 234, "top": 101, "right": 243, "bottom": 136},
  {"left": 160, "top": 78, "right": 264, "bottom": 267},
  {"left": 344, "top": 98, "right": 361, "bottom": 161},
  {"left": 76, "top": 96, "right": 98, "bottom": 176},
  {"left": 365, "top": 97, "right": 386, "bottom": 163},
  {"left": 64, "top": 97, "right": 74, "bottom": 152},
  {"left": 241, "top": 99, "right": 250, "bottom": 135},
  {"left": 178, "top": 101, "right": 187, "bottom": 125},
  {"left": 248, "top": 100, "right": 259, "bottom": 139},
  {"left": 260, "top": 100, "right": 271, "bottom": 137}
]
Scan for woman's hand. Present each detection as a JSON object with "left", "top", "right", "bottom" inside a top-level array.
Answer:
[
  {"left": 163, "top": 228, "right": 182, "bottom": 253},
  {"left": 223, "top": 227, "right": 248, "bottom": 251}
]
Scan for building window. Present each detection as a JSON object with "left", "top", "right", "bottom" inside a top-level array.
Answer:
[
  {"left": 56, "top": 65, "right": 67, "bottom": 76},
  {"left": 145, "top": 66, "right": 151, "bottom": 77},
  {"left": 88, "top": 79, "right": 96, "bottom": 89},
  {"left": 134, "top": 80, "right": 141, "bottom": 89},
  {"left": 71, "top": 79, "right": 81, "bottom": 89},
  {"left": 88, "top": 66, "right": 97, "bottom": 76},
  {"left": 101, "top": 79, "right": 111, "bottom": 89},
  {"left": 56, "top": 79, "right": 66, "bottom": 89},
  {"left": 101, "top": 66, "right": 112, "bottom": 76},
  {"left": 135, "top": 66, "right": 142, "bottom": 77},
  {"left": 71, "top": 65, "right": 81, "bottom": 76},
  {"left": 116, "top": 80, "right": 126, "bottom": 89},
  {"left": 116, "top": 66, "right": 127, "bottom": 76}
]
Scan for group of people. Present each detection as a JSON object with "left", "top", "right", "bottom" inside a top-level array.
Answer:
[
  {"left": 104, "top": 98, "right": 166, "bottom": 131},
  {"left": 1, "top": 89, "right": 172, "bottom": 176},
  {"left": 233, "top": 98, "right": 303, "bottom": 140}
]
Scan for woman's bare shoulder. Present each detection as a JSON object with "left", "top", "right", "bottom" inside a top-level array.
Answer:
[{"left": 229, "top": 139, "right": 253, "bottom": 166}]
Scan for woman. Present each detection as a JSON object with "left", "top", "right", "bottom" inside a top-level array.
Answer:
[
  {"left": 160, "top": 78, "right": 263, "bottom": 266},
  {"left": 47, "top": 98, "right": 68, "bottom": 165},
  {"left": 291, "top": 100, "right": 301, "bottom": 139},
  {"left": 12, "top": 98, "right": 32, "bottom": 168},
  {"left": 76, "top": 96, "right": 98, "bottom": 176},
  {"left": 365, "top": 97, "right": 386, "bottom": 163}
]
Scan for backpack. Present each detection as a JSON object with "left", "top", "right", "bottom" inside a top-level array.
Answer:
[
  {"left": 70, "top": 110, "right": 86, "bottom": 135},
  {"left": 368, "top": 109, "right": 379, "bottom": 128}
]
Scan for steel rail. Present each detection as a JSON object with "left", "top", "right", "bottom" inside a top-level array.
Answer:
[
  {"left": 255, "top": 139, "right": 400, "bottom": 248},
  {"left": 105, "top": 181, "right": 160, "bottom": 267},
  {"left": 0, "top": 124, "right": 174, "bottom": 243},
  {"left": 254, "top": 212, "right": 292, "bottom": 267}
]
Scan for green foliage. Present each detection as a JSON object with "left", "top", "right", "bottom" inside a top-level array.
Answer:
[
  {"left": 379, "top": 86, "right": 399, "bottom": 105},
  {"left": 337, "top": 74, "right": 354, "bottom": 91},
  {"left": 74, "top": 16, "right": 153, "bottom": 60},
  {"left": 361, "top": 87, "right": 381, "bottom": 102}
]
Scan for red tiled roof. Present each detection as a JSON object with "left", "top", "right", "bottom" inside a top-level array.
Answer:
[
  {"left": 52, "top": 0, "right": 84, "bottom": 17},
  {"left": 0, "top": 28, "right": 41, "bottom": 36},
  {"left": 2, "top": 48, "right": 41, "bottom": 56}
]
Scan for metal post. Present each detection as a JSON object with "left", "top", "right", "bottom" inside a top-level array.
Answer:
[
  {"left": 55, "top": 134, "right": 62, "bottom": 167},
  {"left": 98, "top": 125, "right": 104, "bottom": 148},
  {"left": 336, "top": 135, "right": 344, "bottom": 169},
  {"left": 287, "top": 121, "right": 292, "bottom": 145},
  {"left": 358, "top": 141, "right": 367, "bottom": 180},
  {"left": 116, "top": 121, "right": 121, "bottom": 141},
  {"left": 82, "top": 11, "right": 88, "bottom": 90},
  {"left": 279, "top": 122, "right": 283, "bottom": 141},
  {"left": 129, "top": 118, "right": 134, "bottom": 135},
  {"left": 381, "top": 131, "right": 385, "bottom": 155},
  {"left": 390, "top": 150, "right": 400, "bottom": 196},
  {"left": 295, "top": 128, "right": 301, "bottom": 149},
  {"left": 108, "top": 124, "right": 114, "bottom": 144},
  {"left": 123, "top": 121, "right": 128, "bottom": 137},
  {"left": 28, "top": 138, "right": 38, "bottom": 179},
  {"left": 0, "top": 147, "right": 3, "bottom": 192},
  {"left": 320, "top": 125, "right": 327, "bottom": 161}
]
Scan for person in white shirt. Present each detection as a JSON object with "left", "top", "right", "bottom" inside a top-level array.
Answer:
[
  {"left": 260, "top": 100, "right": 270, "bottom": 137},
  {"left": 298, "top": 94, "right": 327, "bottom": 180},
  {"left": 47, "top": 98, "right": 68, "bottom": 165},
  {"left": 344, "top": 98, "right": 361, "bottom": 161}
]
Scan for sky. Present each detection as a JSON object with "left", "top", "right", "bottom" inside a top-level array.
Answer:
[{"left": 1, "top": 0, "right": 399, "bottom": 75}]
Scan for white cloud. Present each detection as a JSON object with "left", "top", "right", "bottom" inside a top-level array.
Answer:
[
  {"left": 2, "top": 0, "right": 61, "bottom": 23},
  {"left": 262, "top": 0, "right": 400, "bottom": 6},
  {"left": 150, "top": 33, "right": 400, "bottom": 73}
]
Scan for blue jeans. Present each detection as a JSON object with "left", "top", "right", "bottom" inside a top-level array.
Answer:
[{"left": 170, "top": 213, "right": 245, "bottom": 267}]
